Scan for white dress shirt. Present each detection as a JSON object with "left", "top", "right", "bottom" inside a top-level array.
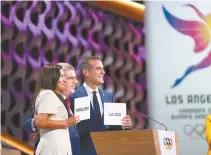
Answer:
[{"left": 83, "top": 82, "right": 103, "bottom": 117}]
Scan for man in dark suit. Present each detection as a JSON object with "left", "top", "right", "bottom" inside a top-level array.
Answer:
[
  {"left": 70, "top": 56, "right": 132, "bottom": 155},
  {"left": 23, "top": 63, "right": 80, "bottom": 155}
]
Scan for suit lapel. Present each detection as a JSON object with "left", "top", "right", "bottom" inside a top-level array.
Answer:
[
  {"left": 99, "top": 89, "right": 109, "bottom": 129},
  {"left": 98, "top": 89, "right": 106, "bottom": 117},
  {"left": 64, "top": 98, "right": 79, "bottom": 135},
  {"left": 63, "top": 100, "right": 71, "bottom": 117},
  {"left": 99, "top": 89, "right": 105, "bottom": 103},
  {"left": 76, "top": 85, "right": 88, "bottom": 98}
]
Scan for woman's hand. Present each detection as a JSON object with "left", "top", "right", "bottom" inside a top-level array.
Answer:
[{"left": 65, "top": 115, "right": 80, "bottom": 127}]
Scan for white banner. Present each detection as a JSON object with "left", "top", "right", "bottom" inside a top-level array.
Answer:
[{"left": 145, "top": 1, "right": 211, "bottom": 155}]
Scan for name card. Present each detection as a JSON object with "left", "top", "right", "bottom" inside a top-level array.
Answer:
[
  {"left": 104, "top": 103, "right": 126, "bottom": 125},
  {"left": 74, "top": 96, "right": 90, "bottom": 121}
]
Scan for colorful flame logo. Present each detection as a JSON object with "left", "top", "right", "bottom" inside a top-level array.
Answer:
[{"left": 163, "top": 4, "right": 211, "bottom": 88}]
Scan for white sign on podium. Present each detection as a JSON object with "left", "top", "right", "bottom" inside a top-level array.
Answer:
[{"left": 157, "top": 130, "right": 177, "bottom": 155}]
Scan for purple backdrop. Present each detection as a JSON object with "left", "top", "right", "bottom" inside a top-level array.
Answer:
[{"left": 1, "top": 1, "right": 146, "bottom": 146}]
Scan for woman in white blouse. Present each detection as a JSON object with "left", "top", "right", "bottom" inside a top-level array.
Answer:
[{"left": 33, "top": 64, "right": 80, "bottom": 155}]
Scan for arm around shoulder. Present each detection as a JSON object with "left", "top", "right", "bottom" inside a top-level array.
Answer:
[{"left": 23, "top": 110, "right": 36, "bottom": 133}]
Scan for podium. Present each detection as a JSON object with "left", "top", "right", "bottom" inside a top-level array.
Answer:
[{"left": 90, "top": 129, "right": 179, "bottom": 155}]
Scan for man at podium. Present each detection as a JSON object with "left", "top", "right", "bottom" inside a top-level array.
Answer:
[{"left": 70, "top": 56, "right": 132, "bottom": 155}]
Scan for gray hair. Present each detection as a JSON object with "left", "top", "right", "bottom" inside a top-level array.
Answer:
[
  {"left": 57, "top": 63, "right": 75, "bottom": 71},
  {"left": 79, "top": 56, "right": 101, "bottom": 74}
]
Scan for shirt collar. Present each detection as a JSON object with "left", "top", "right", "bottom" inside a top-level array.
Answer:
[
  {"left": 59, "top": 92, "right": 66, "bottom": 99},
  {"left": 83, "top": 82, "right": 99, "bottom": 95}
]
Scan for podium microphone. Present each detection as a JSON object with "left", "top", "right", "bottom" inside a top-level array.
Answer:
[{"left": 136, "top": 112, "right": 168, "bottom": 131}]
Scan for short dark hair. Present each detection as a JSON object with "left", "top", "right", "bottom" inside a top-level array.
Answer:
[
  {"left": 32, "top": 64, "right": 62, "bottom": 104},
  {"left": 79, "top": 56, "right": 101, "bottom": 75}
]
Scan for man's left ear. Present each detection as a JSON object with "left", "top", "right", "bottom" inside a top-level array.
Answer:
[{"left": 83, "top": 69, "right": 89, "bottom": 77}]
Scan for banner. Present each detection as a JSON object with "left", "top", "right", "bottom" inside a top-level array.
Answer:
[{"left": 145, "top": 1, "right": 211, "bottom": 155}]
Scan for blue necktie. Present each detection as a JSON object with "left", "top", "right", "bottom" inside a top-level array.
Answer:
[{"left": 93, "top": 91, "right": 101, "bottom": 118}]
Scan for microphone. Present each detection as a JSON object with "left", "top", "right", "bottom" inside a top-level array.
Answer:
[
  {"left": 136, "top": 112, "right": 168, "bottom": 131},
  {"left": 141, "top": 118, "right": 149, "bottom": 129}
]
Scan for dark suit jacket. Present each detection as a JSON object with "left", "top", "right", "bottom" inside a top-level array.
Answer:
[
  {"left": 69, "top": 85, "right": 122, "bottom": 155},
  {"left": 23, "top": 100, "right": 80, "bottom": 155}
]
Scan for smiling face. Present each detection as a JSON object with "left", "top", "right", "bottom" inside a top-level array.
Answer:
[
  {"left": 83, "top": 59, "right": 105, "bottom": 89},
  {"left": 63, "top": 69, "right": 78, "bottom": 96},
  {"left": 55, "top": 69, "right": 66, "bottom": 93}
]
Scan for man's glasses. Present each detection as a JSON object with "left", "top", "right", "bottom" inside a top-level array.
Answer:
[{"left": 65, "top": 76, "right": 77, "bottom": 80}]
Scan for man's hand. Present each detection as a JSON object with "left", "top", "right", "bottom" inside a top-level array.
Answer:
[
  {"left": 31, "top": 115, "right": 38, "bottom": 139},
  {"left": 32, "top": 115, "right": 37, "bottom": 128},
  {"left": 121, "top": 115, "right": 132, "bottom": 129},
  {"left": 30, "top": 132, "right": 38, "bottom": 140}
]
